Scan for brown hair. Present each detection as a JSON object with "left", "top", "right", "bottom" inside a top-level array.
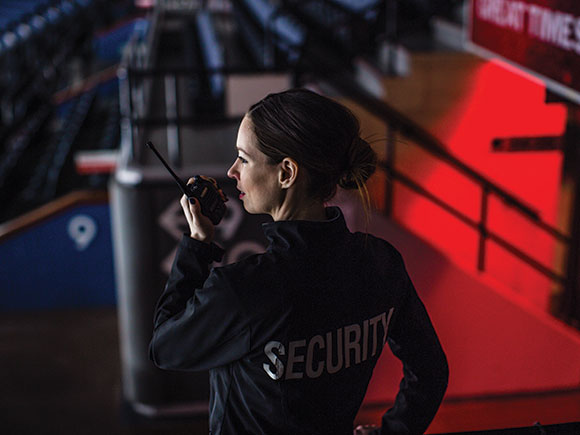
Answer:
[{"left": 247, "top": 88, "right": 376, "bottom": 208}]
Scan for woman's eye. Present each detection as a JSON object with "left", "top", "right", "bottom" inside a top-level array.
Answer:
[{"left": 237, "top": 156, "right": 248, "bottom": 164}]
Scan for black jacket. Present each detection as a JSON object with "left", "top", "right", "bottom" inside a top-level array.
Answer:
[{"left": 150, "top": 207, "right": 448, "bottom": 434}]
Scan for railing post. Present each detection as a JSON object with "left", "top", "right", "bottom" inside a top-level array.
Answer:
[
  {"left": 560, "top": 107, "right": 580, "bottom": 327},
  {"left": 117, "top": 67, "right": 135, "bottom": 161},
  {"left": 385, "top": 0, "right": 397, "bottom": 43},
  {"left": 478, "top": 186, "right": 490, "bottom": 272},
  {"left": 562, "top": 177, "right": 580, "bottom": 326},
  {"left": 164, "top": 73, "right": 180, "bottom": 166},
  {"left": 384, "top": 124, "right": 396, "bottom": 217}
]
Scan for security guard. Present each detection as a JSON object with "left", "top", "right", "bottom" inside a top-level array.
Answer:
[{"left": 150, "top": 89, "right": 448, "bottom": 434}]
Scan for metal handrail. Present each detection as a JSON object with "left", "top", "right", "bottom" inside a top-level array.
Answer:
[
  {"left": 125, "top": 65, "right": 289, "bottom": 76},
  {"left": 329, "top": 72, "right": 571, "bottom": 286},
  {"left": 118, "top": 65, "right": 290, "bottom": 163},
  {"left": 384, "top": 163, "right": 567, "bottom": 284}
]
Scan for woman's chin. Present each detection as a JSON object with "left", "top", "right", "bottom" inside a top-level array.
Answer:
[
  {"left": 241, "top": 202, "right": 254, "bottom": 214},
  {"left": 242, "top": 203, "right": 269, "bottom": 217}
]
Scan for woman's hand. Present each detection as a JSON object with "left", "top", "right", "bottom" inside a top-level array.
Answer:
[{"left": 180, "top": 178, "right": 215, "bottom": 243}]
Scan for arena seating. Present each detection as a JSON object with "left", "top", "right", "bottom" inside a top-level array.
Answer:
[{"left": 0, "top": 0, "right": 134, "bottom": 223}]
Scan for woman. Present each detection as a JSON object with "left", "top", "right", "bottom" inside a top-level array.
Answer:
[{"left": 149, "top": 88, "right": 448, "bottom": 434}]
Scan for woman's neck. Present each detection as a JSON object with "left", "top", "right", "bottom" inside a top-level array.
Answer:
[{"left": 270, "top": 192, "right": 326, "bottom": 222}]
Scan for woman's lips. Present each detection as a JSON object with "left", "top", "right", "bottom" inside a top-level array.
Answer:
[{"left": 239, "top": 192, "right": 245, "bottom": 199}]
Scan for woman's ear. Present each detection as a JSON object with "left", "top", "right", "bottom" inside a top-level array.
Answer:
[{"left": 278, "top": 157, "right": 299, "bottom": 189}]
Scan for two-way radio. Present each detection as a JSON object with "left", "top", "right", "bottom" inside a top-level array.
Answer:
[{"left": 146, "top": 141, "right": 228, "bottom": 225}]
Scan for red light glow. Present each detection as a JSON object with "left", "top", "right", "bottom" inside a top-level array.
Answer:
[{"left": 391, "top": 59, "right": 567, "bottom": 310}]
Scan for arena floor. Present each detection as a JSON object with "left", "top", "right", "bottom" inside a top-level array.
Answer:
[{"left": 2, "top": 306, "right": 579, "bottom": 434}]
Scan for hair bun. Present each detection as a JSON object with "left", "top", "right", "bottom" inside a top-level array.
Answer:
[{"left": 338, "top": 136, "right": 377, "bottom": 190}]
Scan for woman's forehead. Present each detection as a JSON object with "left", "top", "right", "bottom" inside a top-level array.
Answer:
[{"left": 237, "top": 116, "right": 257, "bottom": 153}]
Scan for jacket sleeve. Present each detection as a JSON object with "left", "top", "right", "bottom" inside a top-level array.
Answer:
[
  {"left": 149, "top": 235, "right": 251, "bottom": 371},
  {"left": 380, "top": 256, "right": 449, "bottom": 434}
]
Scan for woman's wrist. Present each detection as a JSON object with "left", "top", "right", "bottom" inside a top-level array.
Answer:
[{"left": 189, "top": 231, "right": 213, "bottom": 244}]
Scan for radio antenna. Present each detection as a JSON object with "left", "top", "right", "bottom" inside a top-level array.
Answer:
[{"left": 146, "top": 141, "right": 190, "bottom": 196}]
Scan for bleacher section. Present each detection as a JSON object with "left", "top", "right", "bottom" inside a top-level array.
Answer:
[{"left": 0, "top": 1, "right": 139, "bottom": 223}]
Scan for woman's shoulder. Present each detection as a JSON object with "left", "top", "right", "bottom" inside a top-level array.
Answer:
[
  {"left": 211, "top": 250, "right": 281, "bottom": 286},
  {"left": 352, "top": 231, "right": 403, "bottom": 259}
]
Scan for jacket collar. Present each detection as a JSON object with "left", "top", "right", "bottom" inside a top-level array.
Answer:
[{"left": 261, "top": 207, "right": 348, "bottom": 252}]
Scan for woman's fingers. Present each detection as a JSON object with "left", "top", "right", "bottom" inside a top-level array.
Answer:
[
  {"left": 191, "top": 197, "right": 203, "bottom": 215},
  {"left": 181, "top": 195, "right": 201, "bottom": 225},
  {"left": 180, "top": 194, "right": 192, "bottom": 220},
  {"left": 180, "top": 189, "right": 215, "bottom": 243}
]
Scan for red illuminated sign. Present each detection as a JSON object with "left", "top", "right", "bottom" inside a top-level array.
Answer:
[{"left": 470, "top": 0, "right": 580, "bottom": 100}]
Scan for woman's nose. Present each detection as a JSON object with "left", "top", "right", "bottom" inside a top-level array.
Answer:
[{"left": 227, "top": 162, "right": 238, "bottom": 180}]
